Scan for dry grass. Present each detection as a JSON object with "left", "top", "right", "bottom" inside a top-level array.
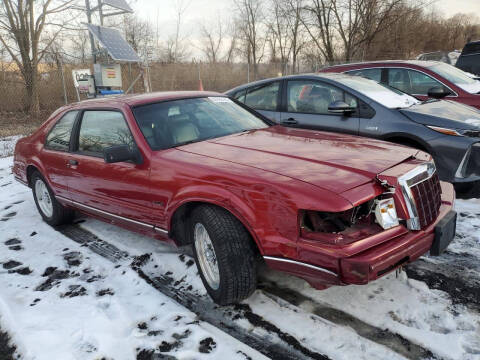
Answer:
[{"left": 0, "top": 111, "right": 45, "bottom": 137}]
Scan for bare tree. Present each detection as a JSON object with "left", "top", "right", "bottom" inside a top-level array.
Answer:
[
  {"left": 199, "top": 18, "right": 224, "bottom": 63},
  {"left": 71, "top": 31, "right": 90, "bottom": 65},
  {"left": 224, "top": 21, "right": 239, "bottom": 63},
  {"left": 284, "top": 0, "right": 306, "bottom": 73},
  {"left": 121, "top": 14, "right": 155, "bottom": 61},
  {"left": 0, "top": 0, "right": 75, "bottom": 115},
  {"left": 171, "top": 0, "right": 190, "bottom": 63},
  {"left": 302, "top": 0, "right": 336, "bottom": 63},
  {"left": 267, "top": 0, "right": 290, "bottom": 67},
  {"left": 234, "top": 0, "right": 266, "bottom": 79}
]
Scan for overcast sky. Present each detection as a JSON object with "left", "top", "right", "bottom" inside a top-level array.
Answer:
[{"left": 130, "top": 0, "right": 480, "bottom": 30}]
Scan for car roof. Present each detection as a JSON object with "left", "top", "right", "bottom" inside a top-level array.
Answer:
[
  {"left": 70, "top": 91, "right": 223, "bottom": 109},
  {"left": 322, "top": 60, "right": 443, "bottom": 70},
  {"left": 226, "top": 73, "right": 353, "bottom": 93}
]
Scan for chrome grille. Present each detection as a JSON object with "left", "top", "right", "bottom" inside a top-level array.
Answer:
[
  {"left": 409, "top": 172, "right": 442, "bottom": 228},
  {"left": 398, "top": 162, "right": 441, "bottom": 230}
]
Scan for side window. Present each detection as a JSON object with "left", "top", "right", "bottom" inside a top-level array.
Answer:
[
  {"left": 388, "top": 68, "right": 447, "bottom": 95},
  {"left": 287, "top": 80, "right": 357, "bottom": 115},
  {"left": 233, "top": 89, "right": 246, "bottom": 103},
  {"left": 407, "top": 70, "right": 446, "bottom": 95},
  {"left": 244, "top": 82, "right": 280, "bottom": 111},
  {"left": 45, "top": 111, "right": 78, "bottom": 152},
  {"left": 78, "top": 111, "right": 134, "bottom": 157},
  {"left": 347, "top": 68, "right": 382, "bottom": 82},
  {"left": 388, "top": 68, "right": 411, "bottom": 93}
]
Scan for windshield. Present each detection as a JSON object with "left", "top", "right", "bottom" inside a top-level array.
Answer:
[
  {"left": 336, "top": 76, "right": 420, "bottom": 108},
  {"left": 132, "top": 97, "right": 269, "bottom": 150},
  {"left": 429, "top": 62, "right": 480, "bottom": 94}
]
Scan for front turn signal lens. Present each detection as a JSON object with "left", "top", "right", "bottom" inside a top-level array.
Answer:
[
  {"left": 427, "top": 125, "right": 462, "bottom": 136},
  {"left": 375, "top": 198, "right": 399, "bottom": 230}
]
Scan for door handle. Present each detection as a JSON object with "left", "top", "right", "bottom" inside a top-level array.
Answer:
[
  {"left": 67, "top": 159, "right": 79, "bottom": 167},
  {"left": 282, "top": 118, "right": 298, "bottom": 125}
]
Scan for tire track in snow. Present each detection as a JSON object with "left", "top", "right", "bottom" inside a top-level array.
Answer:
[
  {"left": 258, "top": 281, "right": 436, "bottom": 360},
  {"left": 57, "top": 223, "right": 445, "bottom": 360},
  {"left": 57, "top": 224, "right": 331, "bottom": 360},
  {"left": 405, "top": 251, "right": 480, "bottom": 313}
]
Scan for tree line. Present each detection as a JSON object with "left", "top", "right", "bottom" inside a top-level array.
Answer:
[{"left": 0, "top": 0, "right": 478, "bottom": 115}]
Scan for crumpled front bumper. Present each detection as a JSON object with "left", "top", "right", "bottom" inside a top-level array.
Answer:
[{"left": 264, "top": 182, "right": 456, "bottom": 289}]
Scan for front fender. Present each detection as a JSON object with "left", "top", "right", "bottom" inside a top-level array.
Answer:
[
  {"left": 166, "top": 183, "right": 302, "bottom": 256},
  {"left": 166, "top": 184, "right": 265, "bottom": 253}
]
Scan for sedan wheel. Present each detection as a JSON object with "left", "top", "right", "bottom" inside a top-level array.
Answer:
[
  {"left": 35, "top": 178, "right": 54, "bottom": 218},
  {"left": 194, "top": 223, "right": 220, "bottom": 290},
  {"left": 31, "top": 171, "right": 74, "bottom": 226},
  {"left": 190, "top": 205, "right": 258, "bottom": 305}
]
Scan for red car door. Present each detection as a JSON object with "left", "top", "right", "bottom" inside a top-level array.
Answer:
[
  {"left": 41, "top": 110, "right": 79, "bottom": 199},
  {"left": 66, "top": 110, "right": 156, "bottom": 227}
]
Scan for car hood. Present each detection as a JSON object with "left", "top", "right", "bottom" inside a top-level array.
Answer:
[
  {"left": 179, "top": 126, "right": 419, "bottom": 194},
  {"left": 399, "top": 100, "right": 480, "bottom": 129}
]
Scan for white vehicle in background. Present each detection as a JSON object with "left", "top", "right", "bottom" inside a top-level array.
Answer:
[{"left": 416, "top": 51, "right": 461, "bottom": 65}]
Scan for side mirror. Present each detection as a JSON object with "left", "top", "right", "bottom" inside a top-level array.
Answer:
[
  {"left": 427, "top": 86, "right": 451, "bottom": 99},
  {"left": 103, "top": 145, "right": 143, "bottom": 164},
  {"left": 328, "top": 100, "right": 356, "bottom": 114}
]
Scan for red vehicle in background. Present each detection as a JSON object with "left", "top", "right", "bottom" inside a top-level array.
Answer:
[
  {"left": 320, "top": 60, "right": 480, "bottom": 110},
  {"left": 13, "top": 92, "right": 456, "bottom": 304}
]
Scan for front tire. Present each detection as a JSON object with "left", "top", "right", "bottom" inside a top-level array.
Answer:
[
  {"left": 190, "top": 205, "right": 258, "bottom": 305},
  {"left": 31, "top": 171, "right": 74, "bottom": 226}
]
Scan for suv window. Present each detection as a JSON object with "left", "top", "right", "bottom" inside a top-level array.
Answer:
[
  {"left": 78, "top": 111, "right": 134, "bottom": 156},
  {"left": 388, "top": 68, "right": 447, "bottom": 95},
  {"left": 244, "top": 82, "right": 280, "bottom": 111},
  {"left": 45, "top": 111, "right": 78, "bottom": 152},
  {"left": 347, "top": 68, "right": 382, "bottom": 82},
  {"left": 462, "top": 42, "right": 480, "bottom": 56},
  {"left": 232, "top": 89, "right": 246, "bottom": 103},
  {"left": 287, "top": 80, "right": 357, "bottom": 114}
]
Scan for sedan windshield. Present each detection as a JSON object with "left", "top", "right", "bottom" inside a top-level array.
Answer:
[
  {"left": 132, "top": 97, "right": 269, "bottom": 150},
  {"left": 429, "top": 62, "right": 480, "bottom": 94},
  {"left": 336, "top": 76, "right": 420, "bottom": 109}
]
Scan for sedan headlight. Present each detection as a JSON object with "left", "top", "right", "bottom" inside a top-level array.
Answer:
[
  {"left": 374, "top": 198, "right": 399, "bottom": 230},
  {"left": 427, "top": 125, "right": 480, "bottom": 138}
]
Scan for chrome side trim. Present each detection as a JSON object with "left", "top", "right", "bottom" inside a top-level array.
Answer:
[
  {"left": 397, "top": 162, "right": 436, "bottom": 231},
  {"left": 263, "top": 256, "right": 338, "bottom": 277},
  {"left": 14, "top": 177, "right": 28, "bottom": 187},
  {"left": 154, "top": 227, "right": 169, "bottom": 234},
  {"left": 56, "top": 195, "right": 169, "bottom": 233}
]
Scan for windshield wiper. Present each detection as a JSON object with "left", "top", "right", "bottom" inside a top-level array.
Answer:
[{"left": 172, "top": 139, "right": 200, "bottom": 148}]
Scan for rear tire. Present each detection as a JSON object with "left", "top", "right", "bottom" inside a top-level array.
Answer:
[
  {"left": 31, "top": 171, "right": 74, "bottom": 226},
  {"left": 190, "top": 205, "right": 258, "bottom": 305}
]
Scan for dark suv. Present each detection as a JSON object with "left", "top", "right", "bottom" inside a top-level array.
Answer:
[
  {"left": 226, "top": 73, "right": 480, "bottom": 186},
  {"left": 456, "top": 40, "right": 480, "bottom": 77}
]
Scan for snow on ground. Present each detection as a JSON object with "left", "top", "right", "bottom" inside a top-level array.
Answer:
[
  {"left": 0, "top": 136, "right": 21, "bottom": 158},
  {"left": 0, "top": 150, "right": 479, "bottom": 360},
  {"left": 0, "top": 157, "right": 266, "bottom": 360}
]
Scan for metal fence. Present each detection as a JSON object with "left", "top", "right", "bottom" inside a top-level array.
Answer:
[{"left": 0, "top": 61, "right": 298, "bottom": 115}]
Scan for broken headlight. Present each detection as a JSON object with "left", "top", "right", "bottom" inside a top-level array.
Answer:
[
  {"left": 300, "top": 196, "right": 400, "bottom": 245},
  {"left": 374, "top": 198, "right": 399, "bottom": 230}
]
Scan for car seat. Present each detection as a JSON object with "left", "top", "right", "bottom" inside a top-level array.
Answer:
[{"left": 168, "top": 114, "right": 200, "bottom": 144}]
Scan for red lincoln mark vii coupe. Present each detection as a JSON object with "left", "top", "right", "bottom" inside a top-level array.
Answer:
[{"left": 13, "top": 91, "right": 457, "bottom": 305}]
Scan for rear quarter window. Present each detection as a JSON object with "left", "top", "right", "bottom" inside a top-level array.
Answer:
[{"left": 45, "top": 111, "right": 78, "bottom": 152}]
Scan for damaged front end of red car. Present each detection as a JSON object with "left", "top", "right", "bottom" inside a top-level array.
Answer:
[{"left": 265, "top": 159, "right": 456, "bottom": 290}]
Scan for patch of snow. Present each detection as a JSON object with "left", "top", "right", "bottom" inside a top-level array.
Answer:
[
  {"left": 0, "top": 156, "right": 266, "bottom": 360},
  {"left": 0, "top": 136, "right": 22, "bottom": 158}
]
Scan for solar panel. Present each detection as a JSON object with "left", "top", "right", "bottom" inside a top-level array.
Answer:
[
  {"left": 87, "top": 24, "right": 141, "bottom": 62},
  {"left": 102, "top": 0, "right": 133, "bottom": 12}
]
